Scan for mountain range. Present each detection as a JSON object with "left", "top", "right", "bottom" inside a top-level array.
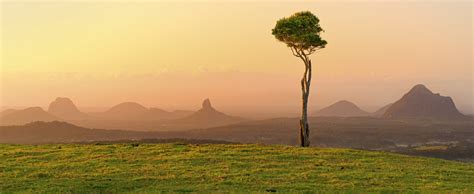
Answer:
[
  {"left": 0, "top": 98, "right": 245, "bottom": 131},
  {"left": 90, "top": 102, "right": 193, "bottom": 120},
  {"left": 0, "top": 84, "right": 469, "bottom": 130}
]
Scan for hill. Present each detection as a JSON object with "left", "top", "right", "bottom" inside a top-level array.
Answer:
[
  {"left": 0, "top": 107, "right": 60, "bottom": 125},
  {"left": 314, "top": 100, "right": 369, "bottom": 117},
  {"left": 48, "top": 97, "right": 89, "bottom": 120},
  {"left": 383, "top": 84, "right": 467, "bottom": 120},
  {"left": 101, "top": 102, "right": 149, "bottom": 119},
  {"left": 0, "top": 144, "right": 472, "bottom": 192}
]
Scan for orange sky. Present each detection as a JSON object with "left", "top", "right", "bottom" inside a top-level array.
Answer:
[{"left": 1, "top": 0, "right": 473, "bottom": 116}]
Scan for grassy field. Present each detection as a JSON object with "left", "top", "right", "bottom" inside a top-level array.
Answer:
[{"left": 1, "top": 143, "right": 473, "bottom": 192}]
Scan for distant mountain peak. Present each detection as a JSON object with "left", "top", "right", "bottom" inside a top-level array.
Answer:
[
  {"left": 315, "top": 100, "right": 369, "bottom": 117},
  {"left": 334, "top": 100, "right": 357, "bottom": 106},
  {"left": 382, "top": 84, "right": 466, "bottom": 119},
  {"left": 103, "top": 102, "right": 148, "bottom": 119},
  {"left": 107, "top": 102, "right": 148, "bottom": 112},
  {"left": 48, "top": 97, "right": 87, "bottom": 120},
  {"left": 408, "top": 84, "right": 432, "bottom": 95},
  {"left": 53, "top": 97, "right": 74, "bottom": 103},
  {"left": 175, "top": 98, "right": 245, "bottom": 126},
  {"left": 202, "top": 98, "right": 214, "bottom": 110},
  {"left": 48, "top": 97, "right": 80, "bottom": 111}
]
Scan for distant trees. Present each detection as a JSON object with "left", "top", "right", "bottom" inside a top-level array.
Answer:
[{"left": 272, "top": 11, "right": 327, "bottom": 147}]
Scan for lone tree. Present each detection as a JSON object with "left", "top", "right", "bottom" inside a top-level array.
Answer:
[{"left": 272, "top": 11, "right": 327, "bottom": 147}]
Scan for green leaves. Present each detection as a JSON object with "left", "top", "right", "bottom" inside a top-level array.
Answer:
[{"left": 272, "top": 11, "right": 327, "bottom": 55}]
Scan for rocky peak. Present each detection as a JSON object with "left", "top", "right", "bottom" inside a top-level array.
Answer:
[
  {"left": 407, "top": 84, "right": 432, "bottom": 95},
  {"left": 382, "top": 84, "right": 466, "bottom": 119},
  {"left": 48, "top": 97, "right": 80, "bottom": 112},
  {"left": 202, "top": 98, "right": 214, "bottom": 110},
  {"left": 48, "top": 97, "right": 86, "bottom": 119}
]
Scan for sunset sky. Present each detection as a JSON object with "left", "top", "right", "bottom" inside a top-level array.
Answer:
[{"left": 1, "top": 0, "right": 473, "bottom": 117}]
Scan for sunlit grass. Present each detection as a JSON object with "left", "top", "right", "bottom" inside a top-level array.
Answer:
[
  {"left": 413, "top": 145, "right": 449, "bottom": 151},
  {"left": 0, "top": 143, "right": 472, "bottom": 192}
]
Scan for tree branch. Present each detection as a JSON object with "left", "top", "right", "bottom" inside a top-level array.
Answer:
[{"left": 290, "top": 47, "right": 299, "bottom": 57}]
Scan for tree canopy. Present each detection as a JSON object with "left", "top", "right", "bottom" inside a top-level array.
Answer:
[{"left": 272, "top": 11, "right": 327, "bottom": 57}]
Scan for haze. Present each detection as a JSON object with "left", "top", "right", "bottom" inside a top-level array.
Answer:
[{"left": 1, "top": 0, "right": 473, "bottom": 117}]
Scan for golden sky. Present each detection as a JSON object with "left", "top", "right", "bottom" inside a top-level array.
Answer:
[{"left": 1, "top": 0, "right": 473, "bottom": 116}]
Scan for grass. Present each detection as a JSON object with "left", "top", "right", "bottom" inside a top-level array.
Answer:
[
  {"left": 413, "top": 145, "right": 449, "bottom": 151},
  {"left": 0, "top": 143, "right": 473, "bottom": 192}
]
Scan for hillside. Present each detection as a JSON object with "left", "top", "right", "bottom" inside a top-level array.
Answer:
[
  {"left": 0, "top": 121, "right": 161, "bottom": 144},
  {"left": 2, "top": 118, "right": 473, "bottom": 161},
  {"left": 0, "top": 107, "right": 61, "bottom": 125},
  {"left": 0, "top": 144, "right": 472, "bottom": 192}
]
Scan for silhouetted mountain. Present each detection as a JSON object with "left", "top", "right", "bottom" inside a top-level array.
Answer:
[
  {"left": 0, "top": 107, "right": 61, "bottom": 125},
  {"left": 314, "top": 100, "right": 370, "bottom": 117},
  {"left": 173, "top": 99, "right": 246, "bottom": 127},
  {"left": 102, "top": 102, "right": 148, "bottom": 119},
  {"left": 48, "top": 97, "right": 89, "bottom": 120},
  {"left": 372, "top": 103, "right": 393, "bottom": 117},
  {"left": 382, "top": 84, "right": 467, "bottom": 120}
]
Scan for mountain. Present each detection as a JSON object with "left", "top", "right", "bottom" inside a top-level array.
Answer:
[
  {"left": 48, "top": 97, "right": 89, "bottom": 120},
  {"left": 173, "top": 99, "right": 246, "bottom": 127},
  {"left": 382, "top": 84, "right": 467, "bottom": 120},
  {"left": 372, "top": 103, "right": 393, "bottom": 117},
  {"left": 101, "top": 102, "right": 149, "bottom": 119},
  {"left": 0, "top": 107, "right": 61, "bottom": 125},
  {"left": 314, "top": 100, "right": 370, "bottom": 117}
]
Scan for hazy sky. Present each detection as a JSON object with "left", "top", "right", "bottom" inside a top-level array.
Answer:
[{"left": 1, "top": 0, "right": 473, "bottom": 116}]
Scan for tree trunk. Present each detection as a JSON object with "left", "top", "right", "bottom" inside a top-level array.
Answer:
[{"left": 299, "top": 60, "right": 312, "bottom": 147}]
